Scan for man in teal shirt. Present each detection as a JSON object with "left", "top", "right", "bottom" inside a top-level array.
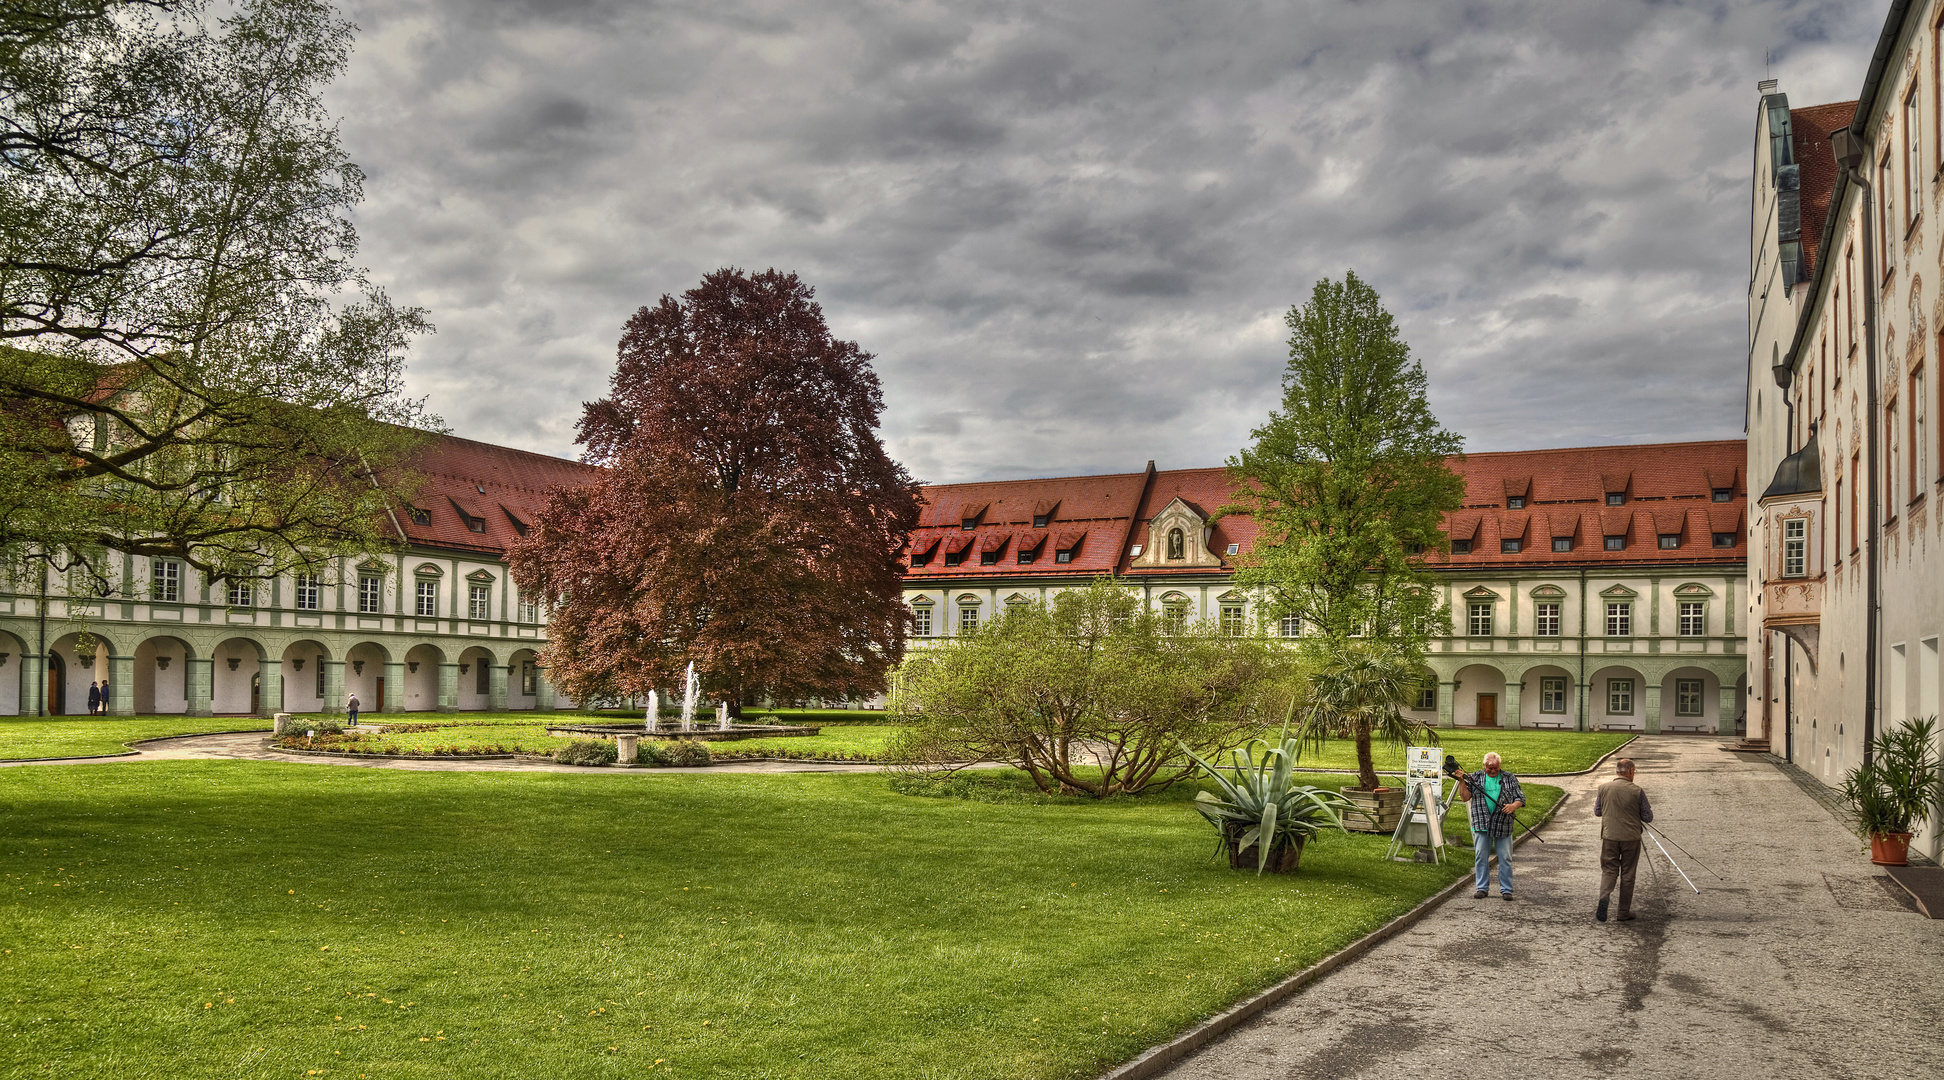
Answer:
[{"left": 1453, "top": 752, "right": 1525, "bottom": 900}]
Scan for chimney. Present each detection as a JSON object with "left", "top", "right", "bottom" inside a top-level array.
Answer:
[{"left": 1758, "top": 78, "right": 1778, "bottom": 96}]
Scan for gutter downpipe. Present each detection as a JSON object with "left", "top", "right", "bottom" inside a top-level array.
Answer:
[
  {"left": 1839, "top": 145, "right": 1882, "bottom": 767},
  {"left": 1577, "top": 567, "right": 1588, "bottom": 732},
  {"left": 36, "top": 561, "right": 48, "bottom": 717}
]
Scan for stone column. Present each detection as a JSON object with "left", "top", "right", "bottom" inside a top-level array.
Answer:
[
  {"left": 185, "top": 658, "right": 213, "bottom": 717},
  {"left": 1718, "top": 682, "right": 1740, "bottom": 736},
  {"left": 488, "top": 664, "right": 509, "bottom": 711},
  {"left": 437, "top": 663, "right": 459, "bottom": 712},
  {"left": 382, "top": 661, "right": 406, "bottom": 712},
  {"left": 320, "top": 660, "right": 345, "bottom": 716},
  {"left": 22, "top": 652, "right": 43, "bottom": 717},
  {"left": 1437, "top": 680, "right": 1457, "bottom": 729},
  {"left": 1502, "top": 679, "right": 1523, "bottom": 730},
  {"left": 258, "top": 668, "right": 282, "bottom": 717},
  {"left": 1643, "top": 680, "right": 1662, "bottom": 734},
  {"left": 106, "top": 655, "right": 135, "bottom": 716},
  {"left": 536, "top": 672, "right": 558, "bottom": 711}
]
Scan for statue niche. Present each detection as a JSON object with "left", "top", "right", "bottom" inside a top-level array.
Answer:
[
  {"left": 1131, "top": 497, "right": 1221, "bottom": 569},
  {"left": 1167, "top": 527, "right": 1185, "bottom": 560}
]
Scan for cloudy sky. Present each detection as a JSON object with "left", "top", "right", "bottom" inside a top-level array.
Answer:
[{"left": 327, "top": 0, "right": 1890, "bottom": 484}]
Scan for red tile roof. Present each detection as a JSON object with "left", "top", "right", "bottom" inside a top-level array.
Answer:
[
  {"left": 394, "top": 433, "right": 597, "bottom": 556},
  {"left": 903, "top": 440, "right": 1747, "bottom": 579},
  {"left": 1792, "top": 101, "right": 1856, "bottom": 279}
]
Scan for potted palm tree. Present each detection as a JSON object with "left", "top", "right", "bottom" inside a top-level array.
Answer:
[
  {"left": 1182, "top": 732, "right": 1355, "bottom": 873},
  {"left": 1839, "top": 717, "right": 1944, "bottom": 866},
  {"left": 1296, "top": 641, "right": 1436, "bottom": 833}
]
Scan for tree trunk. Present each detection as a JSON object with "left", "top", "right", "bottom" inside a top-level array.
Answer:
[{"left": 1354, "top": 719, "right": 1379, "bottom": 790}]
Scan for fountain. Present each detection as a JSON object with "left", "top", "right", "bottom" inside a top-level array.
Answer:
[{"left": 546, "top": 659, "right": 822, "bottom": 743}]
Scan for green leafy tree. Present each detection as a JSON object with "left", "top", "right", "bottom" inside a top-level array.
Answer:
[
  {"left": 1296, "top": 640, "right": 1435, "bottom": 791},
  {"left": 0, "top": 0, "right": 434, "bottom": 589},
  {"left": 1227, "top": 271, "right": 1462, "bottom": 787},
  {"left": 888, "top": 578, "right": 1295, "bottom": 798}
]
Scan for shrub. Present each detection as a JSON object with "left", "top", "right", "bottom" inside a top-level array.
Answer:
[
  {"left": 553, "top": 739, "right": 619, "bottom": 767},
  {"left": 659, "top": 740, "right": 712, "bottom": 768}
]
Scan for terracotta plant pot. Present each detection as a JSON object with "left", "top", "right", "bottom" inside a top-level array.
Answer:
[{"left": 1869, "top": 831, "right": 1914, "bottom": 866}]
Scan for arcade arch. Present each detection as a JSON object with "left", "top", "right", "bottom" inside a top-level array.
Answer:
[
  {"left": 402, "top": 643, "right": 444, "bottom": 712},
  {"left": 134, "top": 636, "right": 196, "bottom": 714},
  {"left": 456, "top": 646, "right": 497, "bottom": 710},
  {"left": 280, "top": 641, "right": 332, "bottom": 714},
  {"left": 212, "top": 638, "right": 266, "bottom": 716}
]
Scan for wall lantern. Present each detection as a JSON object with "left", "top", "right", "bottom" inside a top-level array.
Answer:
[
  {"left": 0, "top": 653, "right": 9, "bottom": 665},
  {"left": 352, "top": 660, "right": 365, "bottom": 675},
  {"left": 458, "top": 663, "right": 470, "bottom": 675},
  {"left": 407, "top": 661, "right": 419, "bottom": 674},
  {"left": 78, "top": 652, "right": 94, "bottom": 669},
  {"left": 226, "top": 657, "right": 241, "bottom": 671},
  {"left": 156, "top": 656, "right": 171, "bottom": 670},
  {"left": 291, "top": 658, "right": 305, "bottom": 672}
]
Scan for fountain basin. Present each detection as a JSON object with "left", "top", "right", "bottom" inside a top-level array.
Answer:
[{"left": 544, "top": 723, "right": 822, "bottom": 742}]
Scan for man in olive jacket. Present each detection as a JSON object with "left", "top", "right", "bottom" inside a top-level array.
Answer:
[{"left": 1593, "top": 757, "right": 1653, "bottom": 922}]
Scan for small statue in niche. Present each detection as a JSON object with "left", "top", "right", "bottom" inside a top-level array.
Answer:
[{"left": 1166, "top": 527, "right": 1185, "bottom": 560}]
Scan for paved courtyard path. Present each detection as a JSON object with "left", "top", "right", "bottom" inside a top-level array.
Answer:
[
  {"left": 0, "top": 731, "right": 890, "bottom": 774},
  {"left": 1151, "top": 736, "right": 1944, "bottom": 1080}
]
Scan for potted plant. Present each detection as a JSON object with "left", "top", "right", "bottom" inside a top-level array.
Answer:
[
  {"left": 1183, "top": 733, "right": 1355, "bottom": 874},
  {"left": 1839, "top": 717, "right": 1944, "bottom": 866},
  {"left": 1295, "top": 642, "right": 1436, "bottom": 833}
]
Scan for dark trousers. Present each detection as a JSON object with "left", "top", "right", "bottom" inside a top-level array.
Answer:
[{"left": 1600, "top": 838, "right": 1642, "bottom": 913}]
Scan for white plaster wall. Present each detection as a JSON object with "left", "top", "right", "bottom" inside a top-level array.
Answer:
[
  {"left": 211, "top": 640, "right": 260, "bottom": 715},
  {"left": 1452, "top": 665, "right": 1506, "bottom": 727},
  {"left": 403, "top": 645, "right": 442, "bottom": 711},
  {"left": 1517, "top": 665, "right": 1576, "bottom": 728},
  {"left": 134, "top": 637, "right": 190, "bottom": 714},
  {"left": 1589, "top": 665, "right": 1647, "bottom": 731},
  {"left": 1659, "top": 668, "right": 1722, "bottom": 732}
]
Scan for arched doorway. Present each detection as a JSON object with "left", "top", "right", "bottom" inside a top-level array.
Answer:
[
  {"left": 134, "top": 637, "right": 195, "bottom": 715},
  {"left": 403, "top": 643, "right": 443, "bottom": 712}
]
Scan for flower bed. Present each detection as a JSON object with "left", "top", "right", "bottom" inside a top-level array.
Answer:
[{"left": 270, "top": 731, "right": 537, "bottom": 757}]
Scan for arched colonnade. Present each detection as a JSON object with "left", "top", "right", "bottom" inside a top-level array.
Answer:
[
  {"left": 1406, "top": 656, "right": 1747, "bottom": 735},
  {"left": 0, "top": 626, "right": 553, "bottom": 717}
]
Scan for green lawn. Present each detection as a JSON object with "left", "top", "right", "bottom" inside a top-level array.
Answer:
[
  {"left": 0, "top": 762, "right": 1559, "bottom": 1079},
  {"left": 0, "top": 715, "right": 268, "bottom": 760},
  {"left": 1287, "top": 729, "right": 1634, "bottom": 776}
]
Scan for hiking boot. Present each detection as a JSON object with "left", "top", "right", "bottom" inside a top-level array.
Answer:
[
  {"left": 1474, "top": 890, "right": 1488, "bottom": 899},
  {"left": 1616, "top": 911, "right": 1636, "bottom": 922},
  {"left": 1501, "top": 893, "right": 1514, "bottom": 901},
  {"left": 1596, "top": 898, "right": 1609, "bottom": 922}
]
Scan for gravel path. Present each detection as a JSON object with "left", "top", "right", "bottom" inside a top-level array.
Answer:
[{"left": 1147, "top": 735, "right": 1944, "bottom": 1080}]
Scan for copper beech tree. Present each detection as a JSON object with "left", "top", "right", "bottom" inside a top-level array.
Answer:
[{"left": 510, "top": 268, "right": 920, "bottom": 710}]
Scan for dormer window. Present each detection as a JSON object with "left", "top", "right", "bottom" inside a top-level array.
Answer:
[
  {"left": 1658, "top": 534, "right": 1681, "bottom": 549},
  {"left": 961, "top": 518, "right": 977, "bottom": 531},
  {"left": 1507, "top": 496, "right": 1525, "bottom": 510},
  {"left": 407, "top": 507, "right": 430, "bottom": 526},
  {"left": 1711, "top": 488, "right": 1733, "bottom": 503},
  {"left": 1451, "top": 539, "right": 1473, "bottom": 554},
  {"left": 1712, "top": 532, "right": 1736, "bottom": 548},
  {"left": 910, "top": 551, "right": 931, "bottom": 567},
  {"left": 1606, "top": 493, "right": 1625, "bottom": 506},
  {"left": 944, "top": 549, "right": 964, "bottom": 567},
  {"left": 467, "top": 516, "right": 485, "bottom": 534},
  {"left": 1032, "top": 514, "right": 1049, "bottom": 528},
  {"left": 1056, "top": 550, "right": 1073, "bottom": 564},
  {"left": 1225, "top": 543, "right": 1239, "bottom": 556}
]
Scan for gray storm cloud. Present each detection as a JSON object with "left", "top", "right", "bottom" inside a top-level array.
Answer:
[{"left": 327, "top": 0, "right": 1888, "bottom": 482}]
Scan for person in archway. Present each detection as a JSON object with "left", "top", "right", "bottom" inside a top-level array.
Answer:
[
  {"left": 86, "top": 680, "right": 101, "bottom": 716},
  {"left": 346, "top": 691, "right": 360, "bottom": 725},
  {"left": 98, "top": 676, "right": 111, "bottom": 715}
]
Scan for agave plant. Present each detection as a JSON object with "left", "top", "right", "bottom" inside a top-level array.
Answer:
[{"left": 1182, "top": 734, "right": 1356, "bottom": 874}]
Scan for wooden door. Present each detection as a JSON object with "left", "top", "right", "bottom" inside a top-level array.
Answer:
[
  {"left": 375, "top": 677, "right": 386, "bottom": 713},
  {"left": 250, "top": 673, "right": 261, "bottom": 716},
  {"left": 1476, "top": 693, "right": 1498, "bottom": 727},
  {"left": 47, "top": 653, "right": 65, "bottom": 715}
]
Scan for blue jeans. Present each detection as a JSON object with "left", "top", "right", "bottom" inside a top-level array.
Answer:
[{"left": 1474, "top": 830, "right": 1514, "bottom": 894}]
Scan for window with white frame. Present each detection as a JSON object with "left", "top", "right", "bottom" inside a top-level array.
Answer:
[
  {"left": 469, "top": 583, "right": 490, "bottom": 620},
  {"left": 1279, "top": 614, "right": 1301, "bottom": 638},
  {"left": 294, "top": 571, "right": 320, "bottom": 611},
  {"left": 358, "top": 575, "right": 382, "bottom": 614},
  {"left": 416, "top": 579, "right": 438, "bottom": 617},
  {"left": 1675, "top": 678, "right": 1705, "bottom": 717},
  {"left": 226, "top": 579, "right": 253, "bottom": 607},
  {"left": 518, "top": 595, "right": 538, "bottom": 623},
  {"left": 151, "top": 559, "right": 181, "bottom": 603},
  {"left": 1220, "top": 604, "right": 1245, "bottom": 637},
  {"left": 1782, "top": 518, "right": 1807, "bottom": 577},
  {"left": 1608, "top": 679, "right": 1634, "bottom": 714},
  {"left": 1678, "top": 600, "right": 1705, "bottom": 636},
  {"left": 1162, "top": 603, "right": 1189, "bottom": 634},
  {"left": 912, "top": 605, "right": 932, "bottom": 637},
  {"left": 1535, "top": 602, "right": 1561, "bottom": 637},
  {"left": 1415, "top": 684, "right": 1437, "bottom": 711},
  {"left": 521, "top": 662, "right": 537, "bottom": 696},
  {"left": 1540, "top": 676, "right": 1567, "bottom": 713},
  {"left": 959, "top": 604, "right": 980, "bottom": 634},
  {"left": 1908, "top": 89, "right": 1923, "bottom": 228},
  {"left": 1605, "top": 602, "right": 1631, "bottom": 637},
  {"left": 1467, "top": 602, "right": 1493, "bottom": 637},
  {"left": 1881, "top": 157, "right": 1896, "bottom": 274}
]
